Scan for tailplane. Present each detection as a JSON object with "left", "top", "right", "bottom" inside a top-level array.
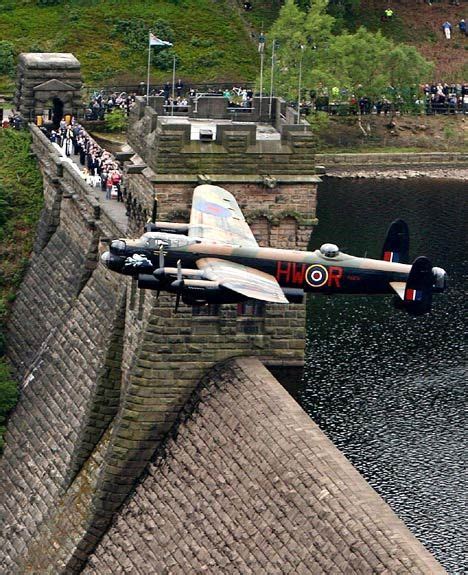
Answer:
[{"left": 392, "top": 256, "right": 433, "bottom": 316}]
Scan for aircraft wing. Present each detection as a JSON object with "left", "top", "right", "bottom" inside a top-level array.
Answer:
[
  {"left": 197, "top": 257, "right": 289, "bottom": 304},
  {"left": 189, "top": 184, "right": 258, "bottom": 247}
]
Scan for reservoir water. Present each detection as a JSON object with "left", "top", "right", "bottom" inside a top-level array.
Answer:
[{"left": 300, "top": 178, "right": 467, "bottom": 574}]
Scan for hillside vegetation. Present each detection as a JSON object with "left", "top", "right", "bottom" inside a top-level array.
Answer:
[
  {"left": 0, "top": 130, "right": 43, "bottom": 450},
  {"left": 0, "top": 0, "right": 258, "bottom": 91},
  {"left": 0, "top": 0, "right": 466, "bottom": 93}
]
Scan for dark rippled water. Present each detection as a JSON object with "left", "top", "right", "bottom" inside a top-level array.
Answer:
[{"left": 300, "top": 178, "right": 467, "bottom": 574}]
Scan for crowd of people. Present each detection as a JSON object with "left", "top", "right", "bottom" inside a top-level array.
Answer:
[
  {"left": 295, "top": 82, "right": 468, "bottom": 116},
  {"left": 441, "top": 18, "right": 466, "bottom": 39},
  {"left": 1, "top": 111, "right": 23, "bottom": 129},
  {"left": 47, "top": 118, "right": 123, "bottom": 201},
  {"left": 422, "top": 82, "right": 468, "bottom": 113},
  {"left": 85, "top": 91, "right": 136, "bottom": 121}
]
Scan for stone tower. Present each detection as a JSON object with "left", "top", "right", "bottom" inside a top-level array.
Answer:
[{"left": 14, "top": 53, "right": 83, "bottom": 126}]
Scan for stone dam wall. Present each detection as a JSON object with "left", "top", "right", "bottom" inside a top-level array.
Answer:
[{"left": 0, "top": 122, "right": 446, "bottom": 573}]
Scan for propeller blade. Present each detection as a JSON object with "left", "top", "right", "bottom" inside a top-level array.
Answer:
[
  {"left": 159, "top": 245, "right": 164, "bottom": 268},
  {"left": 177, "top": 259, "right": 182, "bottom": 281},
  {"left": 175, "top": 291, "right": 181, "bottom": 313},
  {"left": 151, "top": 195, "right": 158, "bottom": 223}
]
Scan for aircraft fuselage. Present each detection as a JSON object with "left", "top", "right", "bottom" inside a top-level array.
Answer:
[{"left": 103, "top": 237, "right": 414, "bottom": 296}]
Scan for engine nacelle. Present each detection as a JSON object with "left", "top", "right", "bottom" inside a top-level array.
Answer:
[
  {"left": 144, "top": 221, "right": 189, "bottom": 235},
  {"left": 137, "top": 274, "right": 161, "bottom": 290},
  {"left": 181, "top": 285, "right": 246, "bottom": 305}
]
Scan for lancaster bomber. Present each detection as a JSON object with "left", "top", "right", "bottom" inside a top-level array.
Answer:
[{"left": 101, "top": 184, "right": 447, "bottom": 315}]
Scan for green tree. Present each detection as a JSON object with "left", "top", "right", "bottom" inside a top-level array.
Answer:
[
  {"left": 386, "top": 44, "right": 433, "bottom": 91},
  {"left": 323, "top": 28, "right": 392, "bottom": 100},
  {"left": 263, "top": 0, "right": 329, "bottom": 98},
  {"left": 262, "top": 2, "right": 433, "bottom": 108}
]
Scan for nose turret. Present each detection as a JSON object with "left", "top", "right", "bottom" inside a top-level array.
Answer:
[{"left": 101, "top": 251, "right": 125, "bottom": 272}]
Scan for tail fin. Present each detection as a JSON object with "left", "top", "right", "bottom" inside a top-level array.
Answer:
[
  {"left": 403, "top": 256, "right": 433, "bottom": 315},
  {"left": 381, "top": 219, "right": 409, "bottom": 264}
]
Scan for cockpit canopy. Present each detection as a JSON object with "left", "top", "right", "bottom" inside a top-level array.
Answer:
[
  {"left": 140, "top": 232, "right": 198, "bottom": 249},
  {"left": 109, "top": 232, "right": 198, "bottom": 256}
]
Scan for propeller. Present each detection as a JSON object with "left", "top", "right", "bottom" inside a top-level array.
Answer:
[
  {"left": 159, "top": 244, "right": 165, "bottom": 267},
  {"left": 144, "top": 194, "right": 158, "bottom": 232},
  {"left": 156, "top": 244, "right": 165, "bottom": 298},
  {"left": 171, "top": 259, "right": 185, "bottom": 313},
  {"left": 151, "top": 194, "right": 158, "bottom": 224}
]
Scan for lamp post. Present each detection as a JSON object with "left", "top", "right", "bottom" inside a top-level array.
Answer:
[
  {"left": 296, "top": 44, "right": 305, "bottom": 124},
  {"left": 171, "top": 54, "right": 176, "bottom": 116}
]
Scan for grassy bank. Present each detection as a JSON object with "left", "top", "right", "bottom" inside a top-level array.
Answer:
[{"left": 0, "top": 129, "right": 43, "bottom": 450}]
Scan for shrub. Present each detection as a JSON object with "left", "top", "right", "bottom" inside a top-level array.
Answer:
[
  {"left": 154, "top": 49, "right": 180, "bottom": 71},
  {"left": 36, "top": 0, "right": 64, "bottom": 5},
  {"left": 112, "top": 18, "right": 175, "bottom": 51},
  {"left": 0, "top": 358, "right": 18, "bottom": 452},
  {"left": 0, "top": 41, "right": 15, "bottom": 76},
  {"left": 196, "top": 50, "right": 224, "bottom": 69},
  {"left": 190, "top": 37, "right": 214, "bottom": 48},
  {"left": 104, "top": 108, "right": 128, "bottom": 132}
]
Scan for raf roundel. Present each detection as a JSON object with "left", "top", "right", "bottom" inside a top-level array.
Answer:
[
  {"left": 194, "top": 198, "right": 232, "bottom": 218},
  {"left": 305, "top": 264, "right": 328, "bottom": 288}
]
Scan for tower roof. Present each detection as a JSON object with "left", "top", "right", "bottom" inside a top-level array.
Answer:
[{"left": 18, "top": 53, "right": 81, "bottom": 70}]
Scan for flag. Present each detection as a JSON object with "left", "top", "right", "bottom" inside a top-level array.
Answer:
[{"left": 149, "top": 32, "right": 173, "bottom": 47}]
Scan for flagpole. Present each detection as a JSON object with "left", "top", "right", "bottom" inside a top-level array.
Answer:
[
  {"left": 297, "top": 45, "right": 304, "bottom": 125},
  {"left": 171, "top": 55, "right": 176, "bottom": 116},
  {"left": 259, "top": 51, "right": 264, "bottom": 117},
  {"left": 146, "top": 32, "right": 151, "bottom": 104},
  {"left": 258, "top": 31, "right": 265, "bottom": 118},
  {"left": 268, "top": 39, "right": 276, "bottom": 120}
]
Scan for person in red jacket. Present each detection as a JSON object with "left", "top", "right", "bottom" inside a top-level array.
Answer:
[{"left": 111, "top": 170, "right": 122, "bottom": 202}]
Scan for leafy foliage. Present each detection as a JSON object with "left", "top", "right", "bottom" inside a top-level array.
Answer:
[
  {"left": 36, "top": 0, "right": 64, "bottom": 5},
  {"left": 154, "top": 49, "right": 180, "bottom": 71}
]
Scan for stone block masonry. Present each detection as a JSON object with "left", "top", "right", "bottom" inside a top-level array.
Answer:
[{"left": 84, "top": 358, "right": 446, "bottom": 574}]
